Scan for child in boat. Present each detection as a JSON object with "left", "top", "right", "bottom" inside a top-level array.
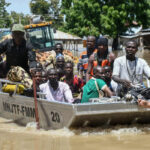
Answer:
[
  {"left": 103, "top": 65, "right": 113, "bottom": 91},
  {"left": 81, "top": 66, "right": 113, "bottom": 103},
  {"left": 61, "top": 62, "right": 84, "bottom": 98}
]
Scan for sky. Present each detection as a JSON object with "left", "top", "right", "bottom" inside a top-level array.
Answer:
[{"left": 6, "top": 0, "right": 31, "bottom": 14}]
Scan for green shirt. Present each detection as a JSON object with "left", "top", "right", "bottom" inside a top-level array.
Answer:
[{"left": 81, "top": 78, "right": 106, "bottom": 103}]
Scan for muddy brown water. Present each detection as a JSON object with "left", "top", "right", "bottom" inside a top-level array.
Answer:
[{"left": 0, "top": 50, "right": 150, "bottom": 150}]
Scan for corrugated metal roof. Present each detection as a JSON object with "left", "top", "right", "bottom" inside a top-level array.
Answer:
[
  {"left": 124, "top": 26, "right": 142, "bottom": 35},
  {"left": 120, "top": 27, "right": 150, "bottom": 39},
  {"left": 120, "top": 32, "right": 150, "bottom": 39},
  {"left": 53, "top": 30, "right": 82, "bottom": 40},
  {"left": 120, "top": 34, "right": 140, "bottom": 39},
  {"left": 141, "top": 28, "right": 150, "bottom": 32}
]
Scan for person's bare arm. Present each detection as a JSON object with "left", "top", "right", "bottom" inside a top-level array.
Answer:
[
  {"left": 138, "top": 99, "right": 150, "bottom": 108},
  {"left": 86, "top": 54, "right": 94, "bottom": 82},
  {"left": 112, "top": 75, "right": 131, "bottom": 87},
  {"left": 102, "top": 85, "right": 113, "bottom": 97}
]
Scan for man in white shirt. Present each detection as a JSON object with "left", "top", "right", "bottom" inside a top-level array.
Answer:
[
  {"left": 112, "top": 40, "right": 150, "bottom": 95},
  {"left": 39, "top": 68, "right": 74, "bottom": 103}
]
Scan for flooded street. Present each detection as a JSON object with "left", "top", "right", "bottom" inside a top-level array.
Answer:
[
  {"left": 0, "top": 49, "right": 150, "bottom": 150},
  {"left": 1, "top": 117, "right": 150, "bottom": 150}
]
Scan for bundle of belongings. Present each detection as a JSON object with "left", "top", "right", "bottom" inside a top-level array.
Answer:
[
  {"left": 2, "top": 82, "right": 34, "bottom": 97},
  {"left": 36, "top": 49, "right": 74, "bottom": 66},
  {"left": 118, "top": 85, "right": 150, "bottom": 102},
  {"left": 1, "top": 66, "right": 34, "bottom": 97},
  {"left": 2, "top": 83, "right": 25, "bottom": 94},
  {"left": 129, "top": 88, "right": 150, "bottom": 99}
]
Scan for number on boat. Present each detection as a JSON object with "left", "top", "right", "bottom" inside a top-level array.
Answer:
[{"left": 51, "top": 111, "right": 60, "bottom": 123}]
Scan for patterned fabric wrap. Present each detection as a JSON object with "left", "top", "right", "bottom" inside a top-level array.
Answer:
[
  {"left": 36, "top": 50, "right": 73, "bottom": 68},
  {"left": 36, "top": 50, "right": 56, "bottom": 65},
  {"left": 7, "top": 66, "right": 33, "bottom": 89}
]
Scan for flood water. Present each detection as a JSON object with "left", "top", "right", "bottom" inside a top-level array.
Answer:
[{"left": 0, "top": 50, "right": 150, "bottom": 150}]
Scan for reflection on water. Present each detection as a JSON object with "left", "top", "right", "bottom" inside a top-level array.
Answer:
[{"left": 0, "top": 50, "right": 150, "bottom": 150}]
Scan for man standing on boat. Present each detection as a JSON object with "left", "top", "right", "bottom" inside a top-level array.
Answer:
[
  {"left": 78, "top": 36, "right": 97, "bottom": 81},
  {"left": 39, "top": 68, "right": 74, "bottom": 103},
  {"left": 0, "top": 24, "right": 37, "bottom": 88},
  {"left": 112, "top": 40, "right": 150, "bottom": 95},
  {"left": 86, "top": 37, "right": 115, "bottom": 82}
]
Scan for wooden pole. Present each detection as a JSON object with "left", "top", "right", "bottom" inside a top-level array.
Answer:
[{"left": 33, "top": 77, "right": 40, "bottom": 129}]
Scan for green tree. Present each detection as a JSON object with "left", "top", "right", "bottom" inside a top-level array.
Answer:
[
  {"left": 30, "top": 0, "right": 50, "bottom": 16},
  {"left": 0, "top": 0, "right": 11, "bottom": 28},
  {"left": 146, "top": 0, "right": 150, "bottom": 26},
  {"left": 10, "top": 11, "right": 30, "bottom": 25},
  {"left": 62, "top": 0, "right": 72, "bottom": 10},
  {"left": 100, "top": 0, "right": 149, "bottom": 37},
  {"left": 30, "top": 0, "right": 63, "bottom": 28},
  {"left": 61, "top": 0, "right": 150, "bottom": 37},
  {"left": 61, "top": 0, "right": 102, "bottom": 37},
  {"left": 49, "top": 0, "right": 63, "bottom": 29}
]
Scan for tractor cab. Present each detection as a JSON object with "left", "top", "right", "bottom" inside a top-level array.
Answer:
[{"left": 24, "top": 21, "right": 55, "bottom": 52}]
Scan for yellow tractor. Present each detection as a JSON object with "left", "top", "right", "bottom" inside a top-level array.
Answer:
[
  {"left": 24, "top": 19, "right": 57, "bottom": 65},
  {"left": 0, "top": 17, "right": 75, "bottom": 67},
  {"left": 24, "top": 21, "right": 55, "bottom": 52},
  {"left": 24, "top": 17, "right": 74, "bottom": 65}
]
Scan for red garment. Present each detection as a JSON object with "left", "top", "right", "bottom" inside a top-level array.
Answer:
[
  {"left": 90, "top": 59, "right": 111, "bottom": 76},
  {"left": 61, "top": 75, "right": 84, "bottom": 97}
]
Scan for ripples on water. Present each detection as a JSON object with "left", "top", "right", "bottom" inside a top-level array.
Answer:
[
  {"left": 1, "top": 117, "right": 150, "bottom": 136},
  {"left": 1, "top": 115, "right": 150, "bottom": 149},
  {"left": 1, "top": 117, "right": 150, "bottom": 150}
]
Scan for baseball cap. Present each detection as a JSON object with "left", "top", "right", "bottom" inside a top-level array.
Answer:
[{"left": 12, "top": 24, "right": 25, "bottom": 33}]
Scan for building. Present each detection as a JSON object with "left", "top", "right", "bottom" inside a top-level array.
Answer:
[
  {"left": 119, "top": 26, "right": 150, "bottom": 50},
  {"left": 53, "top": 30, "right": 82, "bottom": 54}
]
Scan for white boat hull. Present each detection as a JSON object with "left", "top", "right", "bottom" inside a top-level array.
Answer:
[{"left": 0, "top": 92, "right": 150, "bottom": 129}]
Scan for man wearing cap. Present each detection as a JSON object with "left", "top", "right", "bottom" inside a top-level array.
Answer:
[
  {"left": 86, "top": 37, "right": 115, "bottom": 82},
  {"left": 0, "top": 24, "right": 37, "bottom": 88}
]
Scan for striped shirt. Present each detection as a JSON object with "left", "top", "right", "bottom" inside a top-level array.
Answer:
[{"left": 79, "top": 49, "right": 97, "bottom": 72}]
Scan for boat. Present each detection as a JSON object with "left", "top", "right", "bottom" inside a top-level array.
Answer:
[{"left": 0, "top": 79, "right": 150, "bottom": 130}]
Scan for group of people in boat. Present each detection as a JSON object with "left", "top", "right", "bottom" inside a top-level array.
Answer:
[{"left": 0, "top": 23, "right": 150, "bottom": 108}]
